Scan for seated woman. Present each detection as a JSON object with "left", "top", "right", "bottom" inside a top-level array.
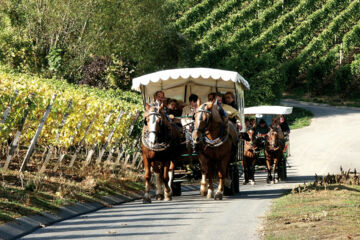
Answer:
[{"left": 224, "top": 91, "right": 238, "bottom": 110}]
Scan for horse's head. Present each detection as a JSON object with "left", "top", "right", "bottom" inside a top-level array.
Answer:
[
  {"left": 266, "top": 127, "right": 280, "bottom": 151},
  {"left": 247, "top": 127, "right": 256, "bottom": 147},
  {"left": 192, "top": 100, "right": 223, "bottom": 144},
  {"left": 144, "top": 103, "right": 165, "bottom": 145}
]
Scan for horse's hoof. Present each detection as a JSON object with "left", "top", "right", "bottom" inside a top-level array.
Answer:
[
  {"left": 242, "top": 180, "right": 249, "bottom": 185},
  {"left": 200, "top": 190, "right": 207, "bottom": 197},
  {"left": 214, "top": 192, "right": 223, "bottom": 200},
  {"left": 156, "top": 194, "right": 164, "bottom": 200},
  {"left": 275, "top": 179, "right": 279, "bottom": 184},
  {"left": 164, "top": 196, "right": 172, "bottom": 201},
  {"left": 142, "top": 198, "right": 152, "bottom": 204},
  {"left": 207, "top": 189, "right": 213, "bottom": 199},
  {"left": 266, "top": 179, "right": 271, "bottom": 184},
  {"left": 250, "top": 180, "right": 255, "bottom": 185},
  {"left": 271, "top": 180, "right": 275, "bottom": 184}
]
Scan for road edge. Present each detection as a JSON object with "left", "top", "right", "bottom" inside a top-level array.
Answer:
[{"left": 0, "top": 192, "right": 142, "bottom": 240}]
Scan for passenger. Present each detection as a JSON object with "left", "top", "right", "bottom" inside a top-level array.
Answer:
[
  {"left": 279, "top": 115, "right": 290, "bottom": 135},
  {"left": 182, "top": 94, "right": 199, "bottom": 118},
  {"left": 167, "top": 99, "right": 181, "bottom": 117},
  {"left": 208, "top": 92, "right": 216, "bottom": 102},
  {"left": 250, "top": 118, "right": 256, "bottom": 128},
  {"left": 224, "top": 91, "right": 238, "bottom": 110},
  {"left": 215, "top": 93, "right": 242, "bottom": 130},
  {"left": 245, "top": 118, "right": 251, "bottom": 130},
  {"left": 255, "top": 119, "right": 269, "bottom": 135},
  {"left": 153, "top": 90, "right": 165, "bottom": 105}
]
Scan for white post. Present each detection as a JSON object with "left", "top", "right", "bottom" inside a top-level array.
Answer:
[
  {"left": 40, "top": 100, "right": 73, "bottom": 173},
  {"left": 96, "top": 110, "right": 124, "bottom": 164},
  {"left": 84, "top": 111, "right": 113, "bottom": 166},
  {"left": 19, "top": 94, "right": 57, "bottom": 172},
  {"left": 69, "top": 107, "right": 100, "bottom": 167},
  {"left": 0, "top": 89, "right": 19, "bottom": 126}
]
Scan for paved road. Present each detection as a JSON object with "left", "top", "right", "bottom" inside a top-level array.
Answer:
[{"left": 22, "top": 100, "right": 360, "bottom": 240}]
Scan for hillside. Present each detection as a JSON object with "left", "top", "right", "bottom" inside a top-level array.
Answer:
[{"left": 172, "top": 0, "right": 360, "bottom": 104}]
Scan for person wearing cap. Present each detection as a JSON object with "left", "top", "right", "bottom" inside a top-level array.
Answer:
[{"left": 255, "top": 119, "right": 269, "bottom": 135}]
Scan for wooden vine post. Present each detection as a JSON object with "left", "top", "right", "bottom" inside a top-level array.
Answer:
[
  {"left": 106, "top": 111, "right": 140, "bottom": 164},
  {"left": 0, "top": 89, "right": 19, "bottom": 126},
  {"left": 19, "top": 94, "right": 57, "bottom": 172},
  {"left": 40, "top": 100, "right": 73, "bottom": 173},
  {"left": 2, "top": 94, "right": 35, "bottom": 170},
  {"left": 69, "top": 107, "right": 100, "bottom": 167},
  {"left": 53, "top": 107, "right": 88, "bottom": 171},
  {"left": 96, "top": 110, "right": 124, "bottom": 164},
  {"left": 84, "top": 111, "right": 113, "bottom": 166}
]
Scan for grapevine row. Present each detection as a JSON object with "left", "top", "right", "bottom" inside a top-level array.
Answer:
[
  {"left": 174, "top": 0, "right": 222, "bottom": 31},
  {"left": 182, "top": 0, "right": 244, "bottom": 40},
  {"left": 296, "top": 0, "right": 360, "bottom": 67},
  {"left": 0, "top": 72, "right": 141, "bottom": 150},
  {"left": 195, "top": 0, "right": 269, "bottom": 49},
  {"left": 248, "top": 0, "right": 321, "bottom": 51},
  {"left": 273, "top": 0, "right": 350, "bottom": 60}
]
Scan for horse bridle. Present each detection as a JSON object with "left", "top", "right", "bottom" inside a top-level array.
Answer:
[
  {"left": 194, "top": 107, "right": 212, "bottom": 132},
  {"left": 145, "top": 111, "right": 163, "bottom": 133}
]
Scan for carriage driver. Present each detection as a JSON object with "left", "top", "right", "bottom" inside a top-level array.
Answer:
[
  {"left": 181, "top": 94, "right": 199, "bottom": 152},
  {"left": 255, "top": 119, "right": 269, "bottom": 135}
]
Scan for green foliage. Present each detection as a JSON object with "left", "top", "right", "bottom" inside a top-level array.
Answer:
[{"left": 334, "top": 65, "right": 353, "bottom": 94}]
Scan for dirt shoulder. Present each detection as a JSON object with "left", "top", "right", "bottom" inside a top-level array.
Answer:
[{"left": 0, "top": 168, "right": 144, "bottom": 225}]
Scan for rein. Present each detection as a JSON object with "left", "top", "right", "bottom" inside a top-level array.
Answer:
[
  {"left": 142, "top": 110, "right": 170, "bottom": 152},
  {"left": 194, "top": 104, "right": 228, "bottom": 148}
]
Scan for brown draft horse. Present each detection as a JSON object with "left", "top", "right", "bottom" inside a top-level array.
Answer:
[
  {"left": 243, "top": 127, "right": 257, "bottom": 185},
  {"left": 265, "top": 118, "right": 284, "bottom": 184},
  {"left": 192, "top": 101, "right": 238, "bottom": 200},
  {"left": 141, "top": 103, "right": 183, "bottom": 203}
]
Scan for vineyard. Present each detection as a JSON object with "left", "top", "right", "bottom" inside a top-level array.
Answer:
[
  {"left": 175, "top": 0, "right": 360, "bottom": 103},
  {"left": 0, "top": 71, "right": 144, "bottom": 178}
]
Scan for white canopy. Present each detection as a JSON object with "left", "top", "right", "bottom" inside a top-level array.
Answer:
[
  {"left": 244, "top": 106, "right": 293, "bottom": 115},
  {"left": 132, "top": 68, "right": 250, "bottom": 91}
]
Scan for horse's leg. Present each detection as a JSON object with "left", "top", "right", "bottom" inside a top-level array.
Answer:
[
  {"left": 168, "top": 161, "right": 175, "bottom": 193},
  {"left": 153, "top": 162, "right": 164, "bottom": 200},
  {"left": 163, "top": 162, "right": 172, "bottom": 201},
  {"left": 250, "top": 157, "right": 256, "bottom": 185},
  {"left": 243, "top": 157, "right": 249, "bottom": 185},
  {"left": 200, "top": 172, "right": 208, "bottom": 196},
  {"left": 273, "top": 155, "right": 279, "bottom": 183},
  {"left": 143, "top": 156, "right": 152, "bottom": 204},
  {"left": 265, "top": 152, "right": 272, "bottom": 184},
  {"left": 215, "top": 158, "right": 228, "bottom": 200},
  {"left": 207, "top": 176, "right": 214, "bottom": 199}
]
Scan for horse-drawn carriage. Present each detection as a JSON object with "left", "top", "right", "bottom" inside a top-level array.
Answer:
[
  {"left": 132, "top": 68, "right": 250, "bottom": 202},
  {"left": 243, "top": 106, "right": 292, "bottom": 184}
]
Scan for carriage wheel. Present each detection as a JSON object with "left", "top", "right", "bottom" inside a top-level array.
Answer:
[
  {"left": 224, "top": 165, "right": 239, "bottom": 196},
  {"left": 172, "top": 181, "right": 182, "bottom": 196},
  {"left": 278, "top": 158, "right": 287, "bottom": 181}
]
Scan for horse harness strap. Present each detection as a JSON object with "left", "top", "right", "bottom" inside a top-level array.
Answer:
[{"left": 204, "top": 124, "right": 229, "bottom": 148}]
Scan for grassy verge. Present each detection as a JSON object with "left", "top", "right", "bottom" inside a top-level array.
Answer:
[
  {"left": 286, "top": 107, "right": 313, "bottom": 130},
  {"left": 0, "top": 169, "right": 144, "bottom": 225},
  {"left": 264, "top": 183, "right": 360, "bottom": 240}
]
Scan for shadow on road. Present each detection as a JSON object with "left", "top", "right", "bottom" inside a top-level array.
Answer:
[{"left": 24, "top": 231, "right": 174, "bottom": 239}]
